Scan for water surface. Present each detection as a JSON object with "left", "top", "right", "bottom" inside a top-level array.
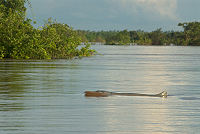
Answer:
[{"left": 0, "top": 45, "right": 200, "bottom": 134}]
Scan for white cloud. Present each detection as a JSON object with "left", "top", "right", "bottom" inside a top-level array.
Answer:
[{"left": 110, "top": 0, "right": 178, "bottom": 20}]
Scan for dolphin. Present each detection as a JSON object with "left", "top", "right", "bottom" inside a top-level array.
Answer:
[{"left": 85, "top": 90, "right": 167, "bottom": 98}]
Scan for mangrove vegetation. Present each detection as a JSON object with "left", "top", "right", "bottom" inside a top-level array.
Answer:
[{"left": 0, "top": 0, "right": 95, "bottom": 59}]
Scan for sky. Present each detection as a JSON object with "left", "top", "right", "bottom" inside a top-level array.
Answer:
[{"left": 27, "top": 0, "right": 200, "bottom": 31}]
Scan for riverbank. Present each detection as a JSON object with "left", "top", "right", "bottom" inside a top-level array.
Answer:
[{"left": 77, "top": 22, "right": 200, "bottom": 46}]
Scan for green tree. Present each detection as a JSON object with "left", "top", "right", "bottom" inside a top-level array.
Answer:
[
  {"left": 178, "top": 22, "right": 200, "bottom": 45},
  {"left": 150, "top": 28, "right": 165, "bottom": 45},
  {"left": 0, "top": 0, "right": 27, "bottom": 16},
  {"left": 105, "top": 30, "right": 131, "bottom": 45},
  {"left": 0, "top": 0, "right": 95, "bottom": 59}
]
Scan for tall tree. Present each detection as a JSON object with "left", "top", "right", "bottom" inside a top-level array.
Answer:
[
  {"left": 150, "top": 28, "right": 165, "bottom": 45},
  {"left": 178, "top": 22, "right": 200, "bottom": 45}
]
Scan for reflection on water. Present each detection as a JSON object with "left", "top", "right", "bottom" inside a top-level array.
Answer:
[{"left": 0, "top": 45, "right": 200, "bottom": 133}]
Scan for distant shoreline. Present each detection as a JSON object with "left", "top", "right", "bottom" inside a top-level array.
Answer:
[{"left": 78, "top": 23, "right": 200, "bottom": 46}]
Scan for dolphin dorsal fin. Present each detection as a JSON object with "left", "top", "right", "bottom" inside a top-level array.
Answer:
[{"left": 158, "top": 91, "right": 168, "bottom": 98}]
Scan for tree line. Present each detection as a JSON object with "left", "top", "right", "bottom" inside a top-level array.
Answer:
[
  {"left": 1, "top": 1, "right": 200, "bottom": 60},
  {"left": 0, "top": 0, "right": 95, "bottom": 59},
  {"left": 77, "top": 22, "right": 200, "bottom": 46}
]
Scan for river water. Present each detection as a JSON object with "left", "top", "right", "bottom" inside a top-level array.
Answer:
[{"left": 0, "top": 45, "right": 200, "bottom": 134}]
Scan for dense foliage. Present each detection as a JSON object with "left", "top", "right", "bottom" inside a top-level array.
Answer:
[
  {"left": 178, "top": 22, "right": 200, "bottom": 46},
  {"left": 78, "top": 22, "right": 200, "bottom": 46},
  {"left": 1, "top": 1, "right": 200, "bottom": 60},
  {"left": 0, "top": 0, "right": 95, "bottom": 59}
]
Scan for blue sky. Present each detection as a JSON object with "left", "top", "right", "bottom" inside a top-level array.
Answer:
[{"left": 27, "top": 0, "right": 200, "bottom": 31}]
